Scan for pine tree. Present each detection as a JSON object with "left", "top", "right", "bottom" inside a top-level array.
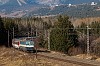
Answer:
[
  {"left": 0, "top": 16, "right": 4, "bottom": 30},
  {"left": 0, "top": 16, "right": 7, "bottom": 44},
  {"left": 77, "top": 22, "right": 87, "bottom": 34},
  {"left": 50, "top": 15, "right": 78, "bottom": 53}
]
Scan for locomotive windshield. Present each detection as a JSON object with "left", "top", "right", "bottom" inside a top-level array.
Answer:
[
  {"left": 20, "top": 41, "right": 34, "bottom": 45},
  {"left": 26, "top": 41, "right": 34, "bottom": 45}
]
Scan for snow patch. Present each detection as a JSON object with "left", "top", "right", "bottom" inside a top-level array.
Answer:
[
  {"left": 19, "top": 0, "right": 27, "bottom": 4},
  {"left": 36, "top": 0, "right": 60, "bottom": 6},
  {"left": 0, "top": 0, "right": 9, "bottom": 5},
  {"left": 17, "top": 0, "right": 22, "bottom": 6},
  {"left": 17, "top": 0, "right": 27, "bottom": 6}
]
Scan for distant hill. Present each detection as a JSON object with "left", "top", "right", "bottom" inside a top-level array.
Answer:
[
  {"left": 27, "top": 3, "right": 100, "bottom": 18},
  {"left": 0, "top": 0, "right": 100, "bottom": 17}
]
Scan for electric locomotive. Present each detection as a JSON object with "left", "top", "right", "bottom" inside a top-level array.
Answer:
[{"left": 12, "top": 37, "right": 35, "bottom": 51}]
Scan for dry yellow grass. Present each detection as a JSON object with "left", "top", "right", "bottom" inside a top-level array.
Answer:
[
  {"left": 0, "top": 47, "right": 81, "bottom": 66},
  {"left": 96, "top": 58, "right": 100, "bottom": 62},
  {"left": 72, "top": 54, "right": 93, "bottom": 60}
]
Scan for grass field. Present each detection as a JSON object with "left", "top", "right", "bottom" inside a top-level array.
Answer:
[{"left": 0, "top": 47, "right": 81, "bottom": 66}]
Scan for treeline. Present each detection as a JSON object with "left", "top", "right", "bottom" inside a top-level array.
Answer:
[
  {"left": 0, "top": 16, "right": 18, "bottom": 46},
  {"left": 0, "top": 16, "right": 52, "bottom": 46},
  {"left": 0, "top": 16, "right": 7, "bottom": 45},
  {"left": 2, "top": 17, "right": 52, "bottom": 36},
  {"left": 77, "top": 21, "right": 100, "bottom": 35}
]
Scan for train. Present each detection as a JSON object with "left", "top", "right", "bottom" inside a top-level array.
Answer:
[{"left": 12, "top": 37, "right": 35, "bottom": 52}]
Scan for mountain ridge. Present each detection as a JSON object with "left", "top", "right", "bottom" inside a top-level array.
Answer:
[
  {"left": 0, "top": 0, "right": 100, "bottom": 6},
  {"left": 0, "top": 0, "right": 100, "bottom": 17}
]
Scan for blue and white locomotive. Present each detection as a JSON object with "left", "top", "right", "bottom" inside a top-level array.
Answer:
[{"left": 12, "top": 37, "right": 35, "bottom": 51}]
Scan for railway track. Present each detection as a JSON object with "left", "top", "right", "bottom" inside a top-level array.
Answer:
[
  {"left": 12, "top": 48, "right": 100, "bottom": 66},
  {"left": 37, "top": 54, "right": 94, "bottom": 66},
  {"left": 29, "top": 53, "right": 100, "bottom": 66}
]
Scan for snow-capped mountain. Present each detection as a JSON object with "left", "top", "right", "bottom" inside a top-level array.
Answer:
[
  {"left": 0, "top": 0, "right": 61, "bottom": 6},
  {"left": 0, "top": 0, "right": 100, "bottom": 6},
  {"left": 0, "top": 0, "right": 100, "bottom": 17}
]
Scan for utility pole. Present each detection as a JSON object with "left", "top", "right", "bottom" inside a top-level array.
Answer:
[
  {"left": 87, "top": 26, "right": 90, "bottom": 55},
  {"left": 30, "top": 20, "right": 33, "bottom": 39},
  {"left": 12, "top": 28, "right": 15, "bottom": 45},
  {"left": 8, "top": 30, "right": 9, "bottom": 47},
  {"left": 31, "top": 25, "right": 32, "bottom": 38},
  {"left": 28, "top": 32, "right": 29, "bottom": 38},
  {"left": 48, "top": 29, "right": 51, "bottom": 51},
  {"left": 82, "top": 29, "right": 85, "bottom": 38},
  {"left": 35, "top": 28, "right": 38, "bottom": 59},
  {"left": 13, "top": 28, "right": 14, "bottom": 39}
]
